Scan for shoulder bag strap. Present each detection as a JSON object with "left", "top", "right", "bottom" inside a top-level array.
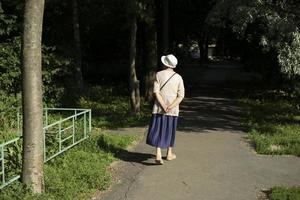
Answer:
[{"left": 160, "top": 72, "right": 177, "bottom": 91}]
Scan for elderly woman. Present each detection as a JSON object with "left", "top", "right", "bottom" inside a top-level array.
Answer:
[{"left": 146, "top": 54, "right": 185, "bottom": 164}]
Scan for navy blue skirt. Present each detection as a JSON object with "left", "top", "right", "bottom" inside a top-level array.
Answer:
[{"left": 146, "top": 114, "right": 178, "bottom": 148}]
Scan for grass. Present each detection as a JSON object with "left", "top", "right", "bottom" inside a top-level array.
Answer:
[
  {"left": 241, "top": 98, "right": 300, "bottom": 156},
  {"left": 77, "top": 85, "right": 151, "bottom": 129},
  {"left": 0, "top": 84, "right": 151, "bottom": 143},
  {"left": 0, "top": 132, "right": 141, "bottom": 200},
  {"left": 236, "top": 85, "right": 300, "bottom": 200},
  {"left": 0, "top": 84, "right": 149, "bottom": 199},
  {"left": 269, "top": 186, "right": 300, "bottom": 200}
]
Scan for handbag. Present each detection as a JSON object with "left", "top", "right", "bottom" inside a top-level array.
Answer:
[{"left": 149, "top": 72, "right": 177, "bottom": 108}]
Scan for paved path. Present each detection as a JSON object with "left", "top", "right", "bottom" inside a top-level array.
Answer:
[{"left": 95, "top": 64, "right": 300, "bottom": 200}]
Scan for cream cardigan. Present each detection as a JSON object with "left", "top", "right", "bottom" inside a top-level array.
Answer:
[{"left": 152, "top": 69, "right": 185, "bottom": 116}]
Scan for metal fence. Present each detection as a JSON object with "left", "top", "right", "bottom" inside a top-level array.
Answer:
[{"left": 0, "top": 108, "right": 92, "bottom": 190}]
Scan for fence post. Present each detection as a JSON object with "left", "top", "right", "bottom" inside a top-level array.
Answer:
[
  {"left": 72, "top": 116, "right": 75, "bottom": 144},
  {"left": 43, "top": 129, "right": 46, "bottom": 162},
  {"left": 1, "top": 146, "right": 5, "bottom": 185},
  {"left": 45, "top": 109, "right": 48, "bottom": 127},
  {"left": 17, "top": 109, "right": 20, "bottom": 134},
  {"left": 89, "top": 109, "right": 92, "bottom": 134},
  {"left": 84, "top": 112, "right": 86, "bottom": 138},
  {"left": 59, "top": 122, "right": 62, "bottom": 151}
]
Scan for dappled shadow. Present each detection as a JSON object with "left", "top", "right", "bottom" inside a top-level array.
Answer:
[
  {"left": 177, "top": 64, "right": 249, "bottom": 133},
  {"left": 178, "top": 86, "right": 246, "bottom": 133}
]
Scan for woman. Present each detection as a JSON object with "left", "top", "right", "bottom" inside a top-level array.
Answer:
[{"left": 146, "top": 54, "right": 185, "bottom": 164}]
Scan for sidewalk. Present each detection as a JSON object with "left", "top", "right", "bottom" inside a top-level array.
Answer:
[{"left": 94, "top": 65, "right": 300, "bottom": 200}]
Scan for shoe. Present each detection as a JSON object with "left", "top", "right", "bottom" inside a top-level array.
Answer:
[
  {"left": 166, "top": 154, "right": 176, "bottom": 161},
  {"left": 155, "top": 159, "right": 164, "bottom": 165}
]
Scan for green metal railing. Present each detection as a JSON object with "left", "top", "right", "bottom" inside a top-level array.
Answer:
[
  {"left": 0, "top": 137, "right": 21, "bottom": 189},
  {"left": 0, "top": 108, "right": 92, "bottom": 190},
  {"left": 43, "top": 108, "right": 92, "bottom": 162}
]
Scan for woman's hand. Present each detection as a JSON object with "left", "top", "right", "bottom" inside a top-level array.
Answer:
[
  {"left": 162, "top": 104, "right": 169, "bottom": 113},
  {"left": 165, "top": 96, "right": 184, "bottom": 113}
]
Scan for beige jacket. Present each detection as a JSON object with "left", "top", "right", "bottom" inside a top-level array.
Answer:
[{"left": 152, "top": 69, "right": 185, "bottom": 116}]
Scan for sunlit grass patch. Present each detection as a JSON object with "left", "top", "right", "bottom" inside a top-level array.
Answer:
[
  {"left": 269, "top": 186, "right": 300, "bottom": 200},
  {"left": 0, "top": 132, "right": 140, "bottom": 199},
  {"left": 241, "top": 99, "right": 300, "bottom": 156}
]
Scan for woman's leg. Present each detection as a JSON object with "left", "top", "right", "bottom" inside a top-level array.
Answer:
[
  {"left": 166, "top": 147, "right": 176, "bottom": 160},
  {"left": 155, "top": 147, "right": 164, "bottom": 164},
  {"left": 156, "top": 147, "right": 162, "bottom": 160}
]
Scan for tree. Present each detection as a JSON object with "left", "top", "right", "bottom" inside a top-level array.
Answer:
[
  {"left": 128, "top": 0, "right": 141, "bottom": 114},
  {"left": 162, "top": 0, "right": 169, "bottom": 54},
  {"left": 21, "top": 0, "right": 45, "bottom": 193},
  {"left": 143, "top": 1, "right": 158, "bottom": 101},
  {"left": 144, "top": 25, "right": 157, "bottom": 101},
  {"left": 72, "top": 0, "right": 84, "bottom": 91}
]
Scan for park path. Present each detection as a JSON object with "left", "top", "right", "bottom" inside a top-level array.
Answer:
[{"left": 95, "top": 64, "right": 300, "bottom": 200}]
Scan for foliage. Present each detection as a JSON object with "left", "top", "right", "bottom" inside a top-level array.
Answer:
[
  {"left": 206, "top": 0, "right": 300, "bottom": 81},
  {"left": 4, "top": 139, "right": 22, "bottom": 180},
  {"left": 0, "top": 133, "right": 140, "bottom": 200},
  {"left": 0, "top": 37, "right": 21, "bottom": 94},
  {"left": 0, "top": 37, "right": 73, "bottom": 107},
  {"left": 270, "top": 186, "right": 300, "bottom": 200},
  {"left": 0, "top": 2, "right": 20, "bottom": 37},
  {"left": 42, "top": 46, "right": 73, "bottom": 107},
  {"left": 278, "top": 32, "right": 300, "bottom": 79},
  {"left": 78, "top": 85, "right": 151, "bottom": 129},
  {"left": 0, "top": 90, "right": 21, "bottom": 140}
]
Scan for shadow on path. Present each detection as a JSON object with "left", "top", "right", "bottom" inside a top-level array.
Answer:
[
  {"left": 178, "top": 84, "right": 246, "bottom": 133},
  {"left": 96, "top": 64, "right": 300, "bottom": 200},
  {"left": 176, "top": 64, "right": 255, "bottom": 133}
]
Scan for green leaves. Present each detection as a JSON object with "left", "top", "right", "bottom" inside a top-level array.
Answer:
[
  {"left": 278, "top": 32, "right": 300, "bottom": 78},
  {"left": 0, "top": 10, "right": 18, "bottom": 36},
  {"left": 208, "top": 0, "right": 300, "bottom": 80},
  {"left": 0, "top": 37, "right": 21, "bottom": 94}
]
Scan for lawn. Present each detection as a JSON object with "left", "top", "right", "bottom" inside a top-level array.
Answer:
[
  {"left": 239, "top": 87, "right": 300, "bottom": 199},
  {"left": 0, "top": 132, "right": 142, "bottom": 200},
  {"left": 269, "top": 186, "right": 300, "bottom": 200},
  {"left": 241, "top": 98, "right": 300, "bottom": 156},
  {"left": 0, "top": 84, "right": 149, "bottom": 199}
]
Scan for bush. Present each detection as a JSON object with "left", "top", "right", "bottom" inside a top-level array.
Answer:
[
  {"left": 0, "top": 90, "right": 21, "bottom": 142},
  {"left": 278, "top": 32, "right": 300, "bottom": 79},
  {"left": 0, "top": 36, "right": 74, "bottom": 107},
  {"left": 78, "top": 85, "right": 151, "bottom": 129}
]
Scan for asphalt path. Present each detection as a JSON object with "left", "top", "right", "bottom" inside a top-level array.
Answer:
[{"left": 95, "top": 64, "right": 300, "bottom": 200}]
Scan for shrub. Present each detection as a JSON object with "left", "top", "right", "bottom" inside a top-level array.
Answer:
[{"left": 278, "top": 32, "right": 300, "bottom": 79}]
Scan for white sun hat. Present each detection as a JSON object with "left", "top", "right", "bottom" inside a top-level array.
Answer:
[{"left": 161, "top": 54, "right": 178, "bottom": 68}]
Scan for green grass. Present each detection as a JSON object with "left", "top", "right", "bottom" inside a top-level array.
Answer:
[
  {"left": 241, "top": 99, "right": 300, "bottom": 156},
  {"left": 0, "top": 84, "right": 148, "bottom": 198},
  {"left": 77, "top": 85, "right": 151, "bottom": 129},
  {"left": 0, "top": 85, "right": 151, "bottom": 143},
  {"left": 0, "top": 132, "right": 141, "bottom": 200},
  {"left": 269, "top": 186, "right": 300, "bottom": 200}
]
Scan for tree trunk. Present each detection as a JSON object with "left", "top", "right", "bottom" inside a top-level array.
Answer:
[
  {"left": 198, "top": 34, "right": 208, "bottom": 66},
  {"left": 162, "top": 0, "right": 169, "bottom": 54},
  {"left": 129, "top": 13, "right": 140, "bottom": 114},
  {"left": 144, "top": 20, "right": 157, "bottom": 101},
  {"left": 72, "top": 0, "right": 84, "bottom": 91},
  {"left": 21, "top": 0, "right": 45, "bottom": 193}
]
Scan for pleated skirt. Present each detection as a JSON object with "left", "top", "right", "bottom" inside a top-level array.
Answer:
[{"left": 146, "top": 114, "right": 178, "bottom": 148}]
